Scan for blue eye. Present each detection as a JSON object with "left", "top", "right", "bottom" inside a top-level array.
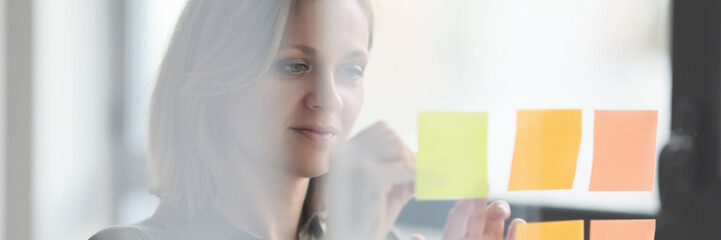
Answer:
[
  {"left": 278, "top": 62, "right": 310, "bottom": 75},
  {"left": 337, "top": 65, "right": 364, "bottom": 80}
]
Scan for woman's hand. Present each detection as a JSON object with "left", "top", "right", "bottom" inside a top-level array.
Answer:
[
  {"left": 411, "top": 199, "right": 526, "bottom": 240},
  {"left": 327, "top": 121, "right": 416, "bottom": 240},
  {"left": 327, "top": 121, "right": 526, "bottom": 240}
]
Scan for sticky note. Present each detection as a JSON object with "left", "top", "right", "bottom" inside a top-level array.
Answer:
[
  {"left": 508, "top": 110, "right": 582, "bottom": 190},
  {"left": 589, "top": 110, "right": 658, "bottom": 191},
  {"left": 416, "top": 112, "right": 488, "bottom": 200},
  {"left": 516, "top": 220, "right": 584, "bottom": 240},
  {"left": 590, "top": 219, "right": 656, "bottom": 240}
]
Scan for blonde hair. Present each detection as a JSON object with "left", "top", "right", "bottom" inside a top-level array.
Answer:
[{"left": 148, "top": 0, "right": 375, "bottom": 217}]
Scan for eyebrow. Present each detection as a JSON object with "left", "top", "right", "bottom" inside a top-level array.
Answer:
[
  {"left": 343, "top": 50, "right": 367, "bottom": 60},
  {"left": 288, "top": 44, "right": 317, "bottom": 56},
  {"left": 284, "top": 44, "right": 368, "bottom": 59}
]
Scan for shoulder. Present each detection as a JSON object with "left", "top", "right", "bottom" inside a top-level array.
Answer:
[
  {"left": 90, "top": 218, "right": 176, "bottom": 240},
  {"left": 89, "top": 225, "right": 150, "bottom": 240}
]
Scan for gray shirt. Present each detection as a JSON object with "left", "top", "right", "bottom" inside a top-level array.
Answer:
[{"left": 90, "top": 202, "right": 401, "bottom": 240}]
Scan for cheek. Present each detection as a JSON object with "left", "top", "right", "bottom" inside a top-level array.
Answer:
[
  {"left": 225, "top": 93, "right": 266, "bottom": 153},
  {"left": 225, "top": 83, "right": 300, "bottom": 157},
  {"left": 340, "top": 86, "right": 365, "bottom": 139}
]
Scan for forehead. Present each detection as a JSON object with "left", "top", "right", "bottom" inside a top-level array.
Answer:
[{"left": 281, "top": 0, "right": 370, "bottom": 54}]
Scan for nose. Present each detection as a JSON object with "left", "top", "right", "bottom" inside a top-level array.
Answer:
[{"left": 304, "top": 69, "right": 343, "bottom": 113}]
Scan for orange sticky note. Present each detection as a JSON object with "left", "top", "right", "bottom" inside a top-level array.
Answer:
[
  {"left": 590, "top": 219, "right": 656, "bottom": 240},
  {"left": 589, "top": 110, "right": 657, "bottom": 191},
  {"left": 516, "top": 220, "right": 584, "bottom": 240},
  {"left": 509, "top": 110, "right": 582, "bottom": 190}
]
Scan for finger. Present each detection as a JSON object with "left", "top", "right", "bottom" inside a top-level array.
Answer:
[
  {"left": 403, "top": 145, "right": 415, "bottom": 163},
  {"left": 376, "top": 161, "right": 415, "bottom": 185},
  {"left": 372, "top": 135, "right": 412, "bottom": 162},
  {"left": 482, "top": 201, "right": 511, "bottom": 240},
  {"left": 350, "top": 121, "right": 414, "bottom": 162},
  {"left": 387, "top": 184, "right": 412, "bottom": 211},
  {"left": 355, "top": 121, "right": 393, "bottom": 140},
  {"left": 506, "top": 218, "right": 527, "bottom": 240},
  {"left": 346, "top": 137, "right": 406, "bottom": 162},
  {"left": 443, "top": 200, "right": 474, "bottom": 240},
  {"left": 356, "top": 121, "right": 401, "bottom": 146},
  {"left": 377, "top": 137, "right": 414, "bottom": 163},
  {"left": 463, "top": 198, "right": 489, "bottom": 239},
  {"left": 410, "top": 234, "right": 426, "bottom": 240}
]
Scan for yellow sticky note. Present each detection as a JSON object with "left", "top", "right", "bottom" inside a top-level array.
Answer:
[
  {"left": 509, "top": 110, "right": 582, "bottom": 190},
  {"left": 416, "top": 112, "right": 488, "bottom": 200},
  {"left": 590, "top": 219, "right": 656, "bottom": 240},
  {"left": 516, "top": 220, "right": 584, "bottom": 240},
  {"left": 589, "top": 110, "right": 658, "bottom": 191}
]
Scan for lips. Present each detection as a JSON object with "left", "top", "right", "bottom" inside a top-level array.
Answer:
[{"left": 290, "top": 126, "right": 339, "bottom": 143}]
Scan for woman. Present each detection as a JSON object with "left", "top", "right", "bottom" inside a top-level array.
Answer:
[{"left": 92, "top": 0, "right": 525, "bottom": 239}]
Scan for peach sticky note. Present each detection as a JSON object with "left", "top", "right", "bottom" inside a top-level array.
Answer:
[
  {"left": 589, "top": 110, "right": 658, "bottom": 191},
  {"left": 509, "top": 110, "right": 582, "bottom": 190},
  {"left": 516, "top": 220, "right": 584, "bottom": 240},
  {"left": 590, "top": 219, "right": 656, "bottom": 240},
  {"left": 416, "top": 112, "right": 488, "bottom": 200}
]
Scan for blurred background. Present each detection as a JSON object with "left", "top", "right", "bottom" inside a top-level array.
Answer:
[{"left": 3, "top": 0, "right": 720, "bottom": 239}]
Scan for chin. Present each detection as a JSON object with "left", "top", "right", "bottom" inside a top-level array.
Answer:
[{"left": 290, "top": 153, "right": 330, "bottom": 178}]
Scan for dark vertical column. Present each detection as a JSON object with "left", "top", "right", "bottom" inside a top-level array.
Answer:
[
  {"left": 659, "top": 0, "right": 721, "bottom": 239},
  {"left": 671, "top": 0, "right": 721, "bottom": 190}
]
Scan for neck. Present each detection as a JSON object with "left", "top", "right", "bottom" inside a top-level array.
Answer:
[{"left": 216, "top": 160, "right": 310, "bottom": 240}]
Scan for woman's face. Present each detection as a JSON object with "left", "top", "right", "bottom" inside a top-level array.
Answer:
[{"left": 226, "top": 0, "right": 369, "bottom": 177}]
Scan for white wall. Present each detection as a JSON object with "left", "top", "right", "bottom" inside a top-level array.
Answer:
[
  {"left": 117, "top": 0, "right": 186, "bottom": 225},
  {"left": 33, "top": 0, "right": 114, "bottom": 239}
]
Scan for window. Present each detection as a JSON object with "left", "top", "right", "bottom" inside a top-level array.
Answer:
[{"left": 118, "top": 0, "right": 670, "bottom": 236}]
